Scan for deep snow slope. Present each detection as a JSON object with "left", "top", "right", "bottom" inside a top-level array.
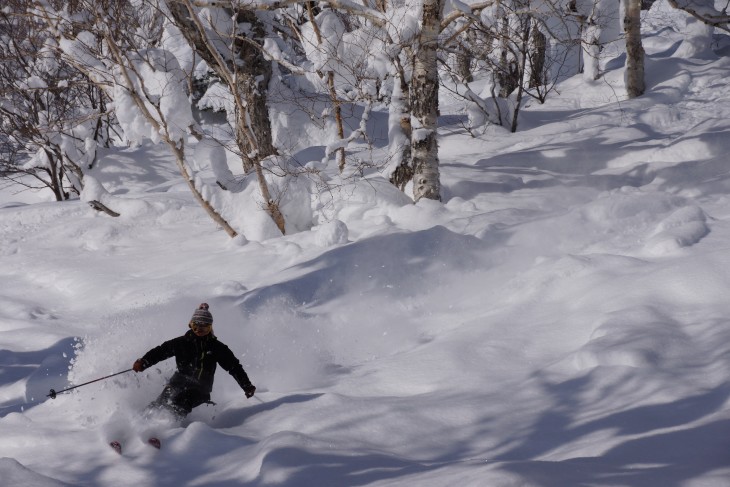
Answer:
[{"left": 2, "top": 4, "right": 730, "bottom": 486}]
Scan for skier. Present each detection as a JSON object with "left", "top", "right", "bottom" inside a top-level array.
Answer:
[{"left": 132, "top": 302, "right": 256, "bottom": 420}]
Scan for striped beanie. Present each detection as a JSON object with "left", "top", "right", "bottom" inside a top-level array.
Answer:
[{"left": 191, "top": 303, "right": 213, "bottom": 325}]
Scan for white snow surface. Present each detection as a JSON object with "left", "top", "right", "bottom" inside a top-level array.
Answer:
[{"left": 3, "top": 7, "right": 730, "bottom": 487}]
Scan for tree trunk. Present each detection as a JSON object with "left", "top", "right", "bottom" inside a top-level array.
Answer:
[
  {"left": 529, "top": 20, "right": 546, "bottom": 89},
  {"left": 44, "top": 149, "right": 65, "bottom": 202},
  {"left": 411, "top": 0, "right": 443, "bottom": 202},
  {"left": 388, "top": 62, "right": 414, "bottom": 191},
  {"left": 168, "top": 0, "right": 285, "bottom": 235},
  {"left": 88, "top": 200, "right": 121, "bottom": 217},
  {"left": 497, "top": 5, "right": 520, "bottom": 97},
  {"left": 455, "top": 38, "right": 473, "bottom": 83},
  {"left": 624, "top": 0, "right": 645, "bottom": 98},
  {"left": 582, "top": 20, "right": 601, "bottom": 80},
  {"left": 168, "top": 1, "right": 276, "bottom": 172},
  {"left": 510, "top": 15, "right": 531, "bottom": 133},
  {"left": 306, "top": 3, "right": 346, "bottom": 172},
  {"left": 327, "top": 71, "right": 346, "bottom": 172},
  {"left": 232, "top": 8, "right": 277, "bottom": 171}
]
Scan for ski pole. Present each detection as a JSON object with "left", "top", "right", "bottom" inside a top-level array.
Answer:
[{"left": 47, "top": 369, "right": 133, "bottom": 399}]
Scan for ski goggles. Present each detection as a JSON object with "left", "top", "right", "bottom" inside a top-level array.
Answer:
[{"left": 191, "top": 321, "right": 212, "bottom": 330}]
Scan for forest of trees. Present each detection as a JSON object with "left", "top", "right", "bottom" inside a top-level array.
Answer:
[{"left": 0, "top": 0, "right": 727, "bottom": 238}]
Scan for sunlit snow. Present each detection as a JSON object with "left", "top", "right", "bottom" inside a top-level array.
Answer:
[{"left": 2, "top": 2, "right": 730, "bottom": 486}]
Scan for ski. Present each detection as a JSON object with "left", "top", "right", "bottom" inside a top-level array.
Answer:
[
  {"left": 147, "top": 437, "right": 161, "bottom": 449},
  {"left": 110, "top": 441, "right": 122, "bottom": 455}
]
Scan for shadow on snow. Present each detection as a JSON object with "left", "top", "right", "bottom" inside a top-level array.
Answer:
[
  {"left": 0, "top": 337, "right": 77, "bottom": 417},
  {"left": 495, "top": 378, "right": 730, "bottom": 486}
]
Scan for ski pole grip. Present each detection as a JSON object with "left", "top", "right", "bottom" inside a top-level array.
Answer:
[{"left": 48, "top": 389, "right": 57, "bottom": 399}]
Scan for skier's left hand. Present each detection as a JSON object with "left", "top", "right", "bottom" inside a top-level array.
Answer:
[{"left": 243, "top": 383, "right": 256, "bottom": 398}]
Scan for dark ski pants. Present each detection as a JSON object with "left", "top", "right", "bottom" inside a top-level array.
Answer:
[{"left": 148, "top": 383, "right": 209, "bottom": 419}]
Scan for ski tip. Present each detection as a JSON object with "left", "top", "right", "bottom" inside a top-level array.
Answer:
[
  {"left": 110, "top": 441, "right": 122, "bottom": 455},
  {"left": 147, "top": 437, "right": 161, "bottom": 450}
]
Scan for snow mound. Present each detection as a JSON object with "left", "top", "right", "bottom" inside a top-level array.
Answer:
[
  {"left": 315, "top": 219, "right": 349, "bottom": 247},
  {"left": 0, "top": 458, "right": 71, "bottom": 486},
  {"left": 573, "top": 306, "right": 691, "bottom": 370},
  {"left": 578, "top": 187, "right": 709, "bottom": 255},
  {"left": 643, "top": 205, "right": 709, "bottom": 256}
]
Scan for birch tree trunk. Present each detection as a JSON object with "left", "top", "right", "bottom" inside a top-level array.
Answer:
[
  {"left": 388, "top": 62, "right": 414, "bottom": 191},
  {"left": 624, "top": 0, "right": 645, "bottom": 98},
  {"left": 411, "top": 0, "right": 444, "bottom": 202},
  {"left": 582, "top": 20, "right": 601, "bottom": 80}
]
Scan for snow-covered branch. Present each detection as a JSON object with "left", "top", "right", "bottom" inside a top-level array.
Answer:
[
  {"left": 667, "top": 0, "right": 730, "bottom": 32},
  {"left": 188, "top": 0, "right": 387, "bottom": 25},
  {"left": 441, "top": 0, "right": 494, "bottom": 29}
]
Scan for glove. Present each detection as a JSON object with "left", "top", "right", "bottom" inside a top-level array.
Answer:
[
  {"left": 132, "top": 359, "right": 147, "bottom": 372},
  {"left": 243, "top": 383, "right": 256, "bottom": 399}
]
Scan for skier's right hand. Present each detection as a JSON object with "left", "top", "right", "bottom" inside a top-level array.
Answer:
[
  {"left": 132, "top": 359, "right": 146, "bottom": 372},
  {"left": 243, "top": 383, "right": 256, "bottom": 398}
]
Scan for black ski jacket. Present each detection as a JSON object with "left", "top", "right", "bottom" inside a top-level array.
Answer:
[{"left": 140, "top": 330, "right": 252, "bottom": 394}]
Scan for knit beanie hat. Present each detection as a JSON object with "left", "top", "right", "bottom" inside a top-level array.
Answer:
[{"left": 191, "top": 303, "right": 213, "bottom": 325}]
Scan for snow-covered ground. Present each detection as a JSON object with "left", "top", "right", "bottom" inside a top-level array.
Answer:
[{"left": 2, "top": 3, "right": 730, "bottom": 486}]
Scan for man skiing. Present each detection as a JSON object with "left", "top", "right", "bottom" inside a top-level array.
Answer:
[{"left": 132, "top": 303, "right": 256, "bottom": 420}]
